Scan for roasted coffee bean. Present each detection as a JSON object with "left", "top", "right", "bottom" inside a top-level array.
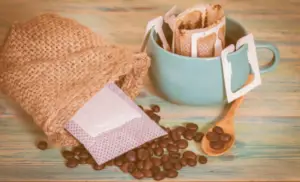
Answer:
[
  {"left": 142, "top": 143, "right": 149, "bottom": 148},
  {"left": 151, "top": 166, "right": 161, "bottom": 174},
  {"left": 151, "top": 157, "right": 161, "bottom": 167},
  {"left": 137, "top": 148, "right": 149, "bottom": 161},
  {"left": 136, "top": 161, "right": 144, "bottom": 170},
  {"left": 120, "top": 162, "right": 130, "bottom": 173},
  {"left": 171, "top": 130, "right": 181, "bottom": 141},
  {"left": 167, "top": 144, "right": 178, "bottom": 153},
  {"left": 153, "top": 171, "right": 166, "bottom": 181},
  {"left": 206, "top": 131, "right": 220, "bottom": 142},
  {"left": 151, "top": 104, "right": 160, "bottom": 113},
  {"left": 159, "top": 140, "right": 168, "bottom": 148},
  {"left": 198, "top": 155, "right": 208, "bottom": 164},
  {"left": 193, "top": 132, "right": 204, "bottom": 142},
  {"left": 163, "top": 161, "right": 173, "bottom": 170},
  {"left": 78, "top": 151, "right": 89, "bottom": 159},
  {"left": 169, "top": 152, "right": 181, "bottom": 159},
  {"left": 93, "top": 163, "right": 105, "bottom": 170},
  {"left": 141, "top": 169, "right": 153, "bottom": 178},
  {"left": 220, "top": 133, "right": 232, "bottom": 142},
  {"left": 175, "top": 126, "right": 186, "bottom": 135},
  {"left": 173, "top": 162, "right": 182, "bottom": 170},
  {"left": 132, "top": 170, "right": 144, "bottom": 179},
  {"left": 73, "top": 147, "right": 83, "bottom": 156},
  {"left": 138, "top": 105, "right": 144, "bottom": 110},
  {"left": 148, "top": 148, "right": 154, "bottom": 156},
  {"left": 126, "top": 151, "right": 137, "bottom": 162},
  {"left": 176, "top": 139, "right": 188, "bottom": 149},
  {"left": 79, "top": 158, "right": 87, "bottom": 164},
  {"left": 86, "top": 157, "right": 96, "bottom": 165},
  {"left": 128, "top": 162, "right": 136, "bottom": 173},
  {"left": 183, "top": 151, "right": 197, "bottom": 160},
  {"left": 212, "top": 126, "right": 224, "bottom": 134},
  {"left": 210, "top": 141, "right": 225, "bottom": 150},
  {"left": 163, "top": 127, "right": 171, "bottom": 133},
  {"left": 62, "top": 150, "right": 74, "bottom": 159},
  {"left": 66, "top": 158, "right": 79, "bottom": 168},
  {"left": 166, "top": 169, "right": 178, "bottom": 178},
  {"left": 183, "top": 130, "right": 195, "bottom": 140},
  {"left": 151, "top": 113, "right": 161, "bottom": 123},
  {"left": 161, "top": 154, "right": 169, "bottom": 163},
  {"left": 163, "top": 138, "right": 173, "bottom": 144},
  {"left": 186, "top": 123, "right": 198, "bottom": 131},
  {"left": 145, "top": 110, "right": 154, "bottom": 117},
  {"left": 187, "top": 159, "right": 197, "bottom": 167},
  {"left": 144, "top": 158, "right": 153, "bottom": 170},
  {"left": 154, "top": 147, "right": 164, "bottom": 156},
  {"left": 180, "top": 158, "right": 187, "bottom": 166},
  {"left": 37, "top": 141, "right": 48, "bottom": 150},
  {"left": 114, "top": 157, "right": 124, "bottom": 167},
  {"left": 150, "top": 142, "right": 158, "bottom": 149}
]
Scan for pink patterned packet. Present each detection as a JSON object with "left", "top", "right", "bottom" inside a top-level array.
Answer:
[{"left": 64, "top": 83, "right": 167, "bottom": 165}]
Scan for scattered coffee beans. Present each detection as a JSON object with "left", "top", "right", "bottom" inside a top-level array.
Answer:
[
  {"left": 186, "top": 123, "right": 198, "bottom": 131},
  {"left": 37, "top": 140, "right": 48, "bottom": 150},
  {"left": 206, "top": 126, "right": 232, "bottom": 150},
  {"left": 150, "top": 104, "right": 160, "bottom": 113},
  {"left": 167, "top": 169, "right": 178, "bottom": 178},
  {"left": 183, "top": 130, "right": 195, "bottom": 140},
  {"left": 126, "top": 151, "right": 137, "bottom": 162},
  {"left": 176, "top": 139, "right": 188, "bottom": 149},
  {"left": 66, "top": 158, "right": 79, "bottom": 168},
  {"left": 193, "top": 132, "right": 204, "bottom": 142},
  {"left": 198, "top": 155, "right": 208, "bottom": 164}
]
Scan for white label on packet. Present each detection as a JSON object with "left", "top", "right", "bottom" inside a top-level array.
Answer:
[
  {"left": 140, "top": 16, "right": 170, "bottom": 52},
  {"left": 221, "top": 33, "right": 262, "bottom": 103},
  {"left": 71, "top": 85, "right": 141, "bottom": 137},
  {"left": 191, "top": 17, "right": 225, "bottom": 58}
]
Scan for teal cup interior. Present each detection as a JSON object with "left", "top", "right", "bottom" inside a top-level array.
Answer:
[{"left": 146, "top": 17, "right": 280, "bottom": 106}]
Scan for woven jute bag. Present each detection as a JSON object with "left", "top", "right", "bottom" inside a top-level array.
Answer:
[{"left": 0, "top": 14, "right": 150, "bottom": 146}]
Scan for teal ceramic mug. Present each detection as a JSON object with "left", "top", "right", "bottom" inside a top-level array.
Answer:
[{"left": 146, "top": 17, "right": 280, "bottom": 106}]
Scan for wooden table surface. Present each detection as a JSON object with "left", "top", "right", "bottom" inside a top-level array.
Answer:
[{"left": 0, "top": 0, "right": 299, "bottom": 181}]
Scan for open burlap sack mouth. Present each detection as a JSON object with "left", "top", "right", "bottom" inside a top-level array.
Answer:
[
  {"left": 172, "top": 4, "right": 226, "bottom": 57},
  {"left": 0, "top": 13, "right": 150, "bottom": 147}
]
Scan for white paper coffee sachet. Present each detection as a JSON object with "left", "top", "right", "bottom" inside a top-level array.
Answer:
[{"left": 65, "top": 83, "right": 167, "bottom": 165}]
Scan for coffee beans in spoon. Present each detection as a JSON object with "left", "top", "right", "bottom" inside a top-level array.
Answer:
[{"left": 206, "top": 126, "right": 233, "bottom": 150}]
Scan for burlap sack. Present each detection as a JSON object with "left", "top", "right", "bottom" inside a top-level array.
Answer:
[
  {"left": 174, "top": 4, "right": 226, "bottom": 57},
  {"left": 0, "top": 14, "right": 150, "bottom": 146}
]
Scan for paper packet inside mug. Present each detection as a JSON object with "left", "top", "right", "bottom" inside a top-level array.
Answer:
[
  {"left": 64, "top": 83, "right": 167, "bottom": 165},
  {"left": 173, "top": 4, "right": 226, "bottom": 57}
]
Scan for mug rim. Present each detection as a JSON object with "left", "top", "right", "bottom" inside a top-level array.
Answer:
[{"left": 150, "top": 17, "right": 248, "bottom": 61}]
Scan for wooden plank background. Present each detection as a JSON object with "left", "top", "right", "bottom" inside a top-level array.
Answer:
[{"left": 0, "top": 0, "right": 299, "bottom": 181}]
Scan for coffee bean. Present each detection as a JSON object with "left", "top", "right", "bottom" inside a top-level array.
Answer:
[
  {"left": 128, "top": 162, "right": 136, "bottom": 173},
  {"left": 78, "top": 151, "right": 89, "bottom": 159},
  {"left": 169, "top": 152, "right": 181, "bottom": 160},
  {"left": 151, "top": 104, "right": 160, "bottom": 113},
  {"left": 206, "top": 131, "right": 220, "bottom": 142},
  {"left": 164, "top": 127, "right": 171, "bottom": 133},
  {"left": 79, "top": 158, "right": 87, "bottom": 164},
  {"left": 187, "top": 159, "right": 197, "bottom": 167},
  {"left": 164, "top": 138, "right": 173, "bottom": 144},
  {"left": 106, "top": 160, "right": 114, "bottom": 166},
  {"left": 180, "top": 158, "right": 187, "bottom": 166},
  {"left": 151, "top": 166, "right": 161, "bottom": 174},
  {"left": 153, "top": 171, "right": 166, "bottom": 181},
  {"left": 152, "top": 113, "right": 161, "bottom": 123},
  {"left": 120, "top": 162, "right": 130, "bottom": 173},
  {"left": 183, "top": 130, "right": 195, "bottom": 140},
  {"left": 210, "top": 141, "right": 225, "bottom": 150},
  {"left": 73, "top": 147, "right": 83, "bottom": 156},
  {"left": 144, "top": 158, "right": 153, "bottom": 170},
  {"left": 175, "top": 126, "right": 186, "bottom": 135},
  {"left": 62, "top": 150, "right": 74, "bottom": 159},
  {"left": 166, "top": 169, "right": 178, "bottom": 178},
  {"left": 176, "top": 139, "right": 188, "bottom": 149},
  {"left": 114, "top": 157, "right": 124, "bottom": 167},
  {"left": 220, "top": 133, "right": 232, "bottom": 142},
  {"left": 171, "top": 130, "right": 181, "bottom": 141},
  {"left": 198, "top": 155, "right": 208, "bottom": 164},
  {"left": 193, "top": 132, "right": 204, "bottom": 142},
  {"left": 138, "top": 105, "right": 143, "bottom": 110},
  {"left": 126, "top": 151, "right": 137, "bottom": 162},
  {"left": 163, "top": 161, "right": 173, "bottom": 170},
  {"left": 151, "top": 158, "right": 161, "bottom": 167},
  {"left": 132, "top": 170, "right": 144, "bottom": 179},
  {"left": 86, "top": 157, "right": 96, "bottom": 165},
  {"left": 148, "top": 148, "right": 154, "bottom": 156},
  {"left": 161, "top": 154, "right": 169, "bottom": 163},
  {"left": 136, "top": 161, "right": 144, "bottom": 170},
  {"left": 159, "top": 140, "right": 168, "bottom": 148},
  {"left": 212, "top": 126, "right": 224, "bottom": 134},
  {"left": 141, "top": 169, "right": 153, "bottom": 178},
  {"left": 183, "top": 151, "right": 197, "bottom": 160},
  {"left": 145, "top": 110, "right": 154, "bottom": 117},
  {"left": 154, "top": 147, "right": 164, "bottom": 156},
  {"left": 37, "top": 141, "right": 48, "bottom": 150},
  {"left": 173, "top": 162, "right": 182, "bottom": 170},
  {"left": 66, "top": 158, "right": 79, "bottom": 168},
  {"left": 186, "top": 123, "right": 198, "bottom": 131},
  {"left": 167, "top": 144, "right": 178, "bottom": 153},
  {"left": 137, "top": 148, "right": 149, "bottom": 161},
  {"left": 93, "top": 163, "right": 105, "bottom": 170}
]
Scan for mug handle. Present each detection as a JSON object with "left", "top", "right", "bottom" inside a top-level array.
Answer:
[{"left": 255, "top": 42, "right": 280, "bottom": 74}]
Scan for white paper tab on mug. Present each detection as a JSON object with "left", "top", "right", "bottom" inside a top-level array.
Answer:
[
  {"left": 140, "top": 16, "right": 170, "bottom": 52},
  {"left": 221, "top": 33, "right": 261, "bottom": 103}
]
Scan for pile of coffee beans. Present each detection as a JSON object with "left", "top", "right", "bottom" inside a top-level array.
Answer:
[
  {"left": 206, "top": 126, "right": 232, "bottom": 150},
  {"left": 36, "top": 104, "right": 208, "bottom": 181}
]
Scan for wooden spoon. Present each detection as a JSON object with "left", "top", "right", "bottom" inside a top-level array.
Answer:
[{"left": 201, "top": 75, "right": 253, "bottom": 156}]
